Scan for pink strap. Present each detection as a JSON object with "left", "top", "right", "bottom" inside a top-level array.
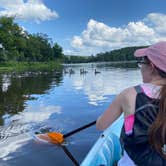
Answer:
[
  {"left": 124, "top": 114, "right": 135, "bottom": 135},
  {"left": 141, "top": 84, "right": 160, "bottom": 99},
  {"left": 141, "top": 85, "right": 151, "bottom": 97}
]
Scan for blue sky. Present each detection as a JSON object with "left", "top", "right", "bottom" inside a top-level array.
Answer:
[{"left": 0, "top": 0, "right": 166, "bottom": 55}]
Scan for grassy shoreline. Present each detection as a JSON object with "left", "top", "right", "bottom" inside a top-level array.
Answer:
[{"left": 0, "top": 61, "right": 62, "bottom": 73}]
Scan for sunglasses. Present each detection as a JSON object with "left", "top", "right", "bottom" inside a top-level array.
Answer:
[{"left": 137, "top": 60, "right": 150, "bottom": 68}]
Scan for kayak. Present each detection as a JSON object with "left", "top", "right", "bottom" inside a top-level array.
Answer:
[{"left": 81, "top": 116, "right": 123, "bottom": 166}]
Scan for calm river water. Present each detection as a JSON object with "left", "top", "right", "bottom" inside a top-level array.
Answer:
[{"left": 0, "top": 62, "right": 141, "bottom": 166}]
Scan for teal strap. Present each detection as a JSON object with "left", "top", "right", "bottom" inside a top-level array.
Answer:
[{"left": 134, "top": 85, "right": 143, "bottom": 94}]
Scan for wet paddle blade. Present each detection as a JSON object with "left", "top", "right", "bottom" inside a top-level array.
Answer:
[
  {"left": 34, "top": 132, "right": 64, "bottom": 144},
  {"left": 47, "top": 132, "right": 64, "bottom": 144}
]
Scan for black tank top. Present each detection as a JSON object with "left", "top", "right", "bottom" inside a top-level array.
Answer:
[{"left": 120, "top": 85, "right": 166, "bottom": 166}]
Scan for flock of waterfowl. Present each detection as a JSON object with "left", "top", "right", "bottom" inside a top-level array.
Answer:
[{"left": 64, "top": 68, "right": 101, "bottom": 75}]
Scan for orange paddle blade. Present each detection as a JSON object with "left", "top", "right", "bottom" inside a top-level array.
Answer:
[
  {"left": 36, "top": 132, "right": 64, "bottom": 144},
  {"left": 47, "top": 132, "right": 64, "bottom": 144}
]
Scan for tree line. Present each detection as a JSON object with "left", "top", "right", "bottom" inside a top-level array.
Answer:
[
  {"left": 63, "top": 46, "right": 147, "bottom": 63},
  {"left": 0, "top": 17, "right": 63, "bottom": 62}
]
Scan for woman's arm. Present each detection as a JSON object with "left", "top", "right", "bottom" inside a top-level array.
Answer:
[
  {"left": 96, "top": 87, "right": 135, "bottom": 130},
  {"left": 96, "top": 93, "right": 123, "bottom": 130}
]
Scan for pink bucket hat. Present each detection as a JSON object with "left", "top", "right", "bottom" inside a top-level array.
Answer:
[{"left": 134, "top": 41, "right": 166, "bottom": 73}]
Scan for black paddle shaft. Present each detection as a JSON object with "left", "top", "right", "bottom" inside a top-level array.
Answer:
[
  {"left": 61, "top": 145, "right": 79, "bottom": 166},
  {"left": 63, "top": 120, "right": 96, "bottom": 138}
]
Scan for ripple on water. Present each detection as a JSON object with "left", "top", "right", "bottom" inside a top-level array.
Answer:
[{"left": 0, "top": 120, "right": 65, "bottom": 160}]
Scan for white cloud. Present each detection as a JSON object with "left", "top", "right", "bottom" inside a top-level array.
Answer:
[
  {"left": 70, "top": 13, "right": 166, "bottom": 55},
  {"left": 0, "top": 0, "right": 58, "bottom": 23},
  {"left": 144, "top": 13, "right": 166, "bottom": 35},
  {"left": 0, "top": 0, "right": 23, "bottom": 8},
  {"left": 72, "top": 36, "right": 83, "bottom": 48},
  {"left": 63, "top": 49, "right": 76, "bottom": 55}
]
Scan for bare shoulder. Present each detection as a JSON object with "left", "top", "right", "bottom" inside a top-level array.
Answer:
[
  {"left": 96, "top": 86, "right": 137, "bottom": 130},
  {"left": 114, "top": 87, "right": 136, "bottom": 105},
  {"left": 120, "top": 87, "right": 137, "bottom": 98},
  {"left": 118, "top": 87, "right": 137, "bottom": 116}
]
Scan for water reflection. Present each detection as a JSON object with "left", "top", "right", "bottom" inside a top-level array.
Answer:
[
  {"left": 64, "top": 63, "right": 141, "bottom": 106},
  {"left": 0, "top": 62, "right": 142, "bottom": 165},
  {"left": 0, "top": 71, "right": 63, "bottom": 125},
  {"left": 0, "top": 71, "right": 64, "bottom": 162}
]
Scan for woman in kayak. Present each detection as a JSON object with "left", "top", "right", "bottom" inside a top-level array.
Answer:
[{"left": 96, "top": 41, "right": 166, "bottom": 166}]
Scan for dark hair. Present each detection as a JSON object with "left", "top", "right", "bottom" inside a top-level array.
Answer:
[
  {"left": 148, "top": 65, "right": 166, "bottom": 159},
  {"left": 143, "top": 56, "right": 151, "bottom": 63}
]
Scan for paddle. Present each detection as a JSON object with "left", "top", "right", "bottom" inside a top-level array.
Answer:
[
  {"left": 36, "top": 120, "right": 96, "bottom": 144},
  {"left": 63, "top": 120, "right": 96, "bottom": 138},
  {"left": 61, "top": 145, "right": 79, "bottom": 166}
]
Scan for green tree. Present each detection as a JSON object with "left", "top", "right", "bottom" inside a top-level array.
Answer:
[
  {"left": 0, "top": 16, "right": 64, "bottom": 62},
  {"left": 0, "top": 16, "right": 28, "bottom": 61},
  {"left": 52, "top": 43, "right": 63, "bottom": 59}
]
